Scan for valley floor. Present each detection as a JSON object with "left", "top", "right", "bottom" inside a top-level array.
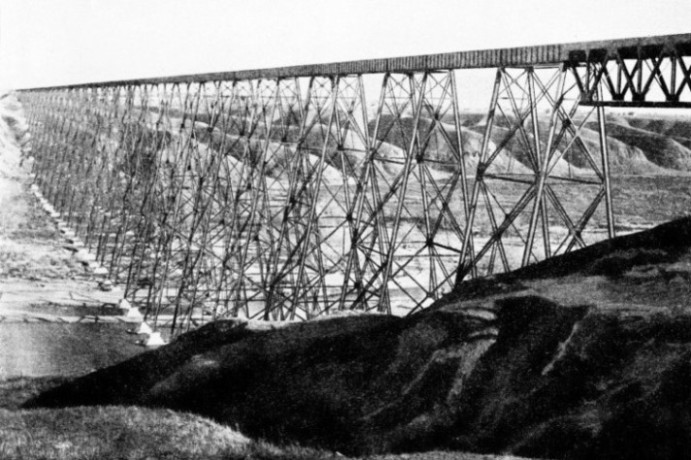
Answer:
[{"left": 0, "top": 95, "right": 542, "bottom": 459}]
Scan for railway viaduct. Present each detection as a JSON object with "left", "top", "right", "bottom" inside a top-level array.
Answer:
[{"left": 18, "top": 33, "right": 691, "bottom": 332}]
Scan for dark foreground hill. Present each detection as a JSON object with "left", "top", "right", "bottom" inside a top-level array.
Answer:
[{"left": 26, "top": 217, "right": 691, "bottom": 459}]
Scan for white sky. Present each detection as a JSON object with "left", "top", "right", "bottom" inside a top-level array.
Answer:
[{"left": 1, "top": 0, "right": 690, "bottom": 99}]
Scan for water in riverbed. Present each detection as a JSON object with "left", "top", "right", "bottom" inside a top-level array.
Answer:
[{"left": 0, "top": 322, "right": 145, "bottom": 378}]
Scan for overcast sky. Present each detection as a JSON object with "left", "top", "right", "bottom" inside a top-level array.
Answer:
[{"left": 1, "top": 0, "right": 690, "bottom": 93}]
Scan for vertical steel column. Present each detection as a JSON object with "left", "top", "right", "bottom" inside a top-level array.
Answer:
[
  {"left": 235, "top": 78, "right": 281, "bottom": 319},
  {"left": 457, "top": 69, "right": 502, "bottom": 283},
  {"left": 522, "top": 66, "right": 565, "bottom": 267},
  {"left": 290, "top": 76, "right": 339, "bottom": 318},
  {"left": 264, "top": 77, "right": 313, "bottom": 320},
  {"left": 364, "top": 74, "right": 395, "bottom": 312},
  {"left": 449, "top": 70, "right": 475, "bottom": 279},
  {"left": 168, "top": 83, "right": 205, "bottom": 332},
  {"left": 338, "top": 73, "right": 388, "bottom": 311},
  {"left": 376, "top": 72, "right": 428, "bottom": 313},
  {"left": 335, "top": 75, "right": 367, "bottom": 311},
  {"left": 597, "top": 84, "right": 615, "bottom": 238}
]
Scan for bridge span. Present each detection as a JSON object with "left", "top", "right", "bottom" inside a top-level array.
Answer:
[{"left": 18, "top": 33, "right": 691, "bottom": 333}]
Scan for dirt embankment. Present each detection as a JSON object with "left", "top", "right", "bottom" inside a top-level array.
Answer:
[
  {"left": 25, "top": 217, "right": 691, "bottom": 459},
  {"left": 0, "top": 94, "right": 87, "bottom": 281}
]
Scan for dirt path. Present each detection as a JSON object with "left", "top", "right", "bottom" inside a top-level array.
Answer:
[{"left": 0, "top": 95, "right": 144, "bottom": 378}]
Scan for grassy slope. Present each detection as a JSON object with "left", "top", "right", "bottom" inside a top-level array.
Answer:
[
  {"left": 0, "top": 376, "right": 343, "bottom": 460},
  {"left": 0, "top": 376, "right": 537, "bottom": 460},
  {"left": 0, "top": 406, "right": 250, "bottom": 459}
]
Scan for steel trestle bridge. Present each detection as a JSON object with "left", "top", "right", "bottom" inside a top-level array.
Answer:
[{"left": 18, "top": 33, "right": 691, "bottom": 332}]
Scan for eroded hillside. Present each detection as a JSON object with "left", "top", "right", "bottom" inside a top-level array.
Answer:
[{"left": 26, "top": 217, "right": 691, "bottom": 459}]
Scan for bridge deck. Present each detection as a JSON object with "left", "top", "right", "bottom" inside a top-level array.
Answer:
[{"left": 23, "top": 33, "right": 691, "bottom": 91}]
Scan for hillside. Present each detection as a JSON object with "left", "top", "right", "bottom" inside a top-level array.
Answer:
[
  {"left": 376, "top": 112, "right": 691, "bottom": 176},
  {"left": 126, "top": 108, "right": 691, "bottom": 178},
  {"left": 370, "top": 115, "right": 533, "bottom": 175},
  {"left": 585, "top": 121, "right": 691, "bottom": 171},
  {"left": 26, "top": 216, "right": 691, "bottom": 459},
  {"left": 626, "top": 116, "right": 691, "bottom": 148}
]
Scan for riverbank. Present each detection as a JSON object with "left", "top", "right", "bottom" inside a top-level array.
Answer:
[{"left": 0, "top": 94, "right": 144, "bottom": 378}]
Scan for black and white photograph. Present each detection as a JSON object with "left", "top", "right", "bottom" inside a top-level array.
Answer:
[{"left": 0, "top": 0, "right": 691, "bottom": 458}]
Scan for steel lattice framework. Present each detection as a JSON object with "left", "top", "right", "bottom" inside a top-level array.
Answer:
[{"left": 18, "top": 33, "right": 691, "bottom": 333}]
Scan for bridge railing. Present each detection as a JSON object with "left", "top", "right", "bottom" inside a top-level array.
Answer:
[{"left": 17, "top": 33, "right": 691, "bottom": 333}]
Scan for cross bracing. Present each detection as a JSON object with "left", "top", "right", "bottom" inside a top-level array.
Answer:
[{"left": 19, "top": 33, "right": 691, "bottom": 333}]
